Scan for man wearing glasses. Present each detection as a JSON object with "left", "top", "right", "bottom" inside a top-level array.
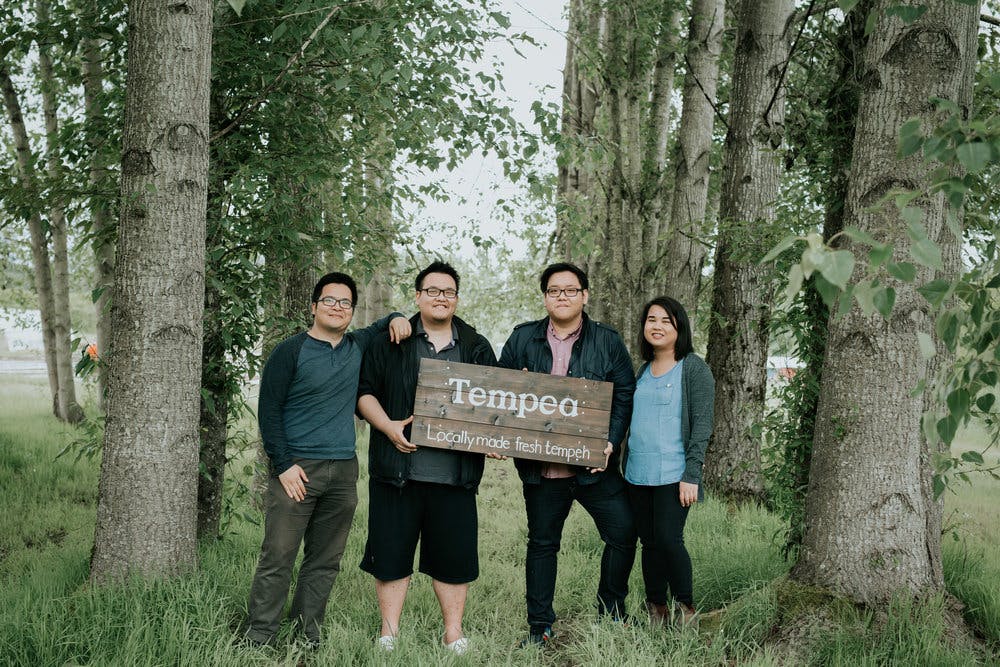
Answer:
[
  {"left": 499, "top": 262, "right": 637, "bottom": 647},
  {"left": 357, "top": 260, "right": 497, "bottom": 655},
  {"left": 242, "top": 272, "right": 410, "bottom": 648}
]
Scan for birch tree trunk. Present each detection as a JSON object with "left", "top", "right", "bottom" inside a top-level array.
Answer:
[
  {"left": 82, "top": 4, "right": 115, "bottom": 411},
  {"left": 37, "top": 0, "right": 84, "bottom": 423},
  {"left": 1, "top": 63, "right": 61, "bottom": 419},
  {"left": 662, "top": 0, "right": 725, "bottom": 316},
  {"left": 591, "top": 0, "right": 680, "bottom": 354},
  {"left": 702, "top": 0, "right": 793, "bottom": 502},
  {"left": 792, "top": 0, "right": 980, "bottom": 602},
  {"left": 91, "top": 0, "right": 212, "bottom": 582}
]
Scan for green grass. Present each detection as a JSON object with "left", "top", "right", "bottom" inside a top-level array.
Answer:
[{"left": 0, "top": 376, "right": 997, "bottom": 665}]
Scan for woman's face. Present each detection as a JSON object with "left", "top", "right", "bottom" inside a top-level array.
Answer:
[{"left": 643, "top": 304, "right": 677, "bottom": 352}]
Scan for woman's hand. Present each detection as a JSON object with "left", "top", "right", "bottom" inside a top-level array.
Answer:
[{"left": 679, "top": 481, "right": 698, "bottom": 507}]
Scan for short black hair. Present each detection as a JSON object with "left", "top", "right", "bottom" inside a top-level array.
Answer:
[
  {"left": 539, "top": 262, "right": 588, "bottom": 293},
  {"left": 638, "top": 296, "right": 694, "bottom": 362},
  {"left": 415, "top": 260, "right": 460, "bottom": 292},
  {"left": 312, "top": 271, "right": 357, "bottom": 305}
]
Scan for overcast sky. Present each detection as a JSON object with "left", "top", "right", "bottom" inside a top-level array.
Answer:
[{"left": 406, "top": 1, "right": 568, "bottom": 258}]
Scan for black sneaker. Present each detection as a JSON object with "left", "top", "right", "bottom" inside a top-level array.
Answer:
[{"left": 518, "top": 626, "right": 555, "bottom": 648}]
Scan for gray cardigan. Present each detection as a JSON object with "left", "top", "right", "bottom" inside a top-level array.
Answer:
[{"left": 627, "top": 353, "right": 715, "bottom": 494}]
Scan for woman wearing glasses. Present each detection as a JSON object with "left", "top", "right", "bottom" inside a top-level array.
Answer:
[{"left": 624, "top": 296, "right": 715, "bottom": 629}]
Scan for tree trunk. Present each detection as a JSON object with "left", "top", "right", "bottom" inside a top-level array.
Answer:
[
  {"left": 37, "top": 0, "right": 84, "bottom": 423},
  {"left": 661, "top": 0, "right": 725, "bottom": 315},
  {"left": 792, "top": 0, "right": 979, "bottom": 603},
  {"left": 91, "top": 0, "right": 212, "bottom": 583},
  {"left": 82, "top": 5, "right": 115, "bottom": 411},
  {"left": 591, "top": 0, "right": 681, "bottom": 356},
  {"left": 702, "top": 0, "right": 794, "bottom": 502},
  {"left": 0, "top": 62, "right": 61, "bottom": 419},
  {"left": 554, "top": 0, "right": 603, "bottom": 267},
  {"left": 780, "top": 3, "right": 870, "bottom": 555}
]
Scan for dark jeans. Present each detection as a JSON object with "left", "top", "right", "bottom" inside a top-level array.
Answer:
[
  {"left": 522, "top": 473, "right": 636, "bottom": 631},
  {"left": 627, "top": 482, "right": 692, "bottom": 607},
  {"left": 245, "top": 457, "right": 358, "bottom": 643}
]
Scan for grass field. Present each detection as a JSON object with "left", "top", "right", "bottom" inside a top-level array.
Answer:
[{"left": 0, "top": 375, "right": 997, "bottom": 665}]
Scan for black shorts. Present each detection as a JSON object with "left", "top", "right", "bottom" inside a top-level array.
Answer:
[{"left": 360, "top": 479, "right": 479, "bottom": 583}]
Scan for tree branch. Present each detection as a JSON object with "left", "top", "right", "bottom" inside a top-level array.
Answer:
[
  {"left": 762, "top": 0, "right": 816, "bottom": 124},
  {"left": 683, "top": 52, "right": 729, "bottom": 133},
  {"left": 983, "top": 13, "right": 1000, "bottom": 28},
  {"left": 211, "top": 4, "right": 342, "bottom": 142}
]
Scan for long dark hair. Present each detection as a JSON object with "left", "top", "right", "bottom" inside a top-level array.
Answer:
[{"left": 638, "top": 296, "right": 693, "bottom": 362}]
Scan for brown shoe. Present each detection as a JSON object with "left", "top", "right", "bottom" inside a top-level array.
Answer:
[
  {"left": 645, "top": 601, "right": 670, "bottom": 626},
  {"left": 671, "top": 602, "right": 699, "bottom": 630}
]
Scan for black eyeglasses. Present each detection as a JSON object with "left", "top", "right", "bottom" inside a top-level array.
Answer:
[
  {"left": 418, "top": 287, "right": 458, "bottom": 299},
  {"left": 544, "top": 287, "right": 582, "bottom": 298},
  {"left": 317, "top": 297, "right": 354, "bottom": 309}
]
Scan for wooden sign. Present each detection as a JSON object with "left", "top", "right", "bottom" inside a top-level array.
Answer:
[{"left": 410, "top": 358, "right": 614, "bottom": 466}]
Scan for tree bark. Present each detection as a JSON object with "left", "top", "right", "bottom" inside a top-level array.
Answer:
[
  {"left": 82, "top": 2, "right": 115, "bottom": 412},
  {"left": 661, "top": 0, "right": 725, "bottom": 316},
  {"left": 554, "top": 0, "right": 603, "bottom": 268},
  {"left": 91, "top": 0, "right": 212, "bottom": 582},
  {"left": 702, "top": 0, "right": 794, "bottom": 502},
  {"left": 792, "top": 0, "right": 980, "bottom": 603},
  {"left": 36, "top": 0, "right": 84, "bottom": 423},
  {"left": 0, "top": 62, "right": 61, "bottom": 419}
]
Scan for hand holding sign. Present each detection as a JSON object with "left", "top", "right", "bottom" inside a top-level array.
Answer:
[
  {"left": 587, "top": 442, "right": 614, "bottom": 473},
  {"left": 387, "top": 415, "right": 417, "bottom": 453}
]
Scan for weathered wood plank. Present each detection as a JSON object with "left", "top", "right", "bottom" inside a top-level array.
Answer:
[
  {"left": 412, "top": 416, "right": 610, "bottom": 467},
  {"left": 409, "top": 359, "right": 613, "bottom": 464}
]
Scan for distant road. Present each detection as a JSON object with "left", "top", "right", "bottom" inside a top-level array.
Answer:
[{"left": 0, "top": 360, "right": 47, "bottom": 376}]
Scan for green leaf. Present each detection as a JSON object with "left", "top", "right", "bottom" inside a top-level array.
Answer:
[
  {"left": 869, "top": 244, "right": 892, "bottom": 267},
  {"left": 864, "top": 8, "right": 879, "bottom": 35},
  {"left": 917, "top": 332, "right": 936, "bottom": 359},
  {"left": 898, "top": 118, "right": 923, "bottom": 156},
  {"left": 956, "top": 141, "right": 992, "bottom": 173},
  {"left": 784, "top": 264, "right": 805, "bottom": 302},
  {"left": 854, "top": 280, "right": 876, "bottom": 316},
  {"left": 901, "top": 207, "right": 923, "bottom": 228},
  {"left": 976, "top": 393, "right": 994, "bottom": 412},
  {"left": 909, "top": 378, "right": 926, "bottom": 398},
  {"left": 843, "top": 227, "right": 878, "bottom": 245},
  {"left": 814, "top": 273, "right": 840, "bottom": 308},
  {"left": 761, "top": 234, "right": 799, "bottom": 263},
  {"left": 886, "top": 4, "right": 928, "bottom": 23},
  {"left": 947, "top": 388, "right": 970, "bottom": 419},
  {"left": 960, "top": 450, "right": 984, "bottom": 464},
  {"left": 936, "top": 311, "right": 960, "bottom": 351},
  {"left": 272, "top": 21, "right": 288, "bottom": 41},
  {"left": 838, "top": 0, "right": 861, "bottom": 11},
  {"left": 874, "top": 287, "right": 896, "bottom": 319},
  {"left": 820, "top": 250, "right": 855, "bottom": 289},
  {"left": 489, "top": 11, "right": 512, "bottom": 28},
  {"left": 917, "top": 279, "right": 950, "bottom": 306},
  {"left": 226, "top": 0, "right": 245, "bottom": 16},
  {"left": 886, "top": 262, "right": 917, "bottom": 281},
  {"left": 932, "top": 474, "right": 946, "bottom": 499},
  {"left": 936, "top": 415, "right": 958, "bottom": 444},
  {"left": 910, "top": 239, "right": 943, "bottom": 269}
]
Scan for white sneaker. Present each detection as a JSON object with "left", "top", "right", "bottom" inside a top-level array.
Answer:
[
  {"left": 377, "top": 635, "right": 396, "bottom": 651},
  {"left": 442, "top": 636, "right": 469, "bottom": 655}
]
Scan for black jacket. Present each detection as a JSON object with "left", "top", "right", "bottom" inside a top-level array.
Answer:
[
  {"left": 357, "top": 313, "right": 498, "bottom": 489},
  {"left": 498, "top": 314, "right": 636, "bottom": 485}
]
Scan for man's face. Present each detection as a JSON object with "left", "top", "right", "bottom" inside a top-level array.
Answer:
[
  {"left": 311, "top": 282, "right": 354, "bottom": 333},
  {"left": 544, "top": 270, "right": 588, "bottom": 325},
  {"left": 415, "top": 272, "right": 459, "bottom": 324}
]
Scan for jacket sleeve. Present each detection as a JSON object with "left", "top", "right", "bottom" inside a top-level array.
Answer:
[
  {"left": 258, "top": 339, "right": 296, "bottom": 475},
  {"left": 606, "top": 332, "right": 636, "bottom": 449},
  {"left": 497, "top": 330, "right": 520, "bottom": 370},
  {"left": 357, "top": 336, "right": 385, "bottom": 400},
  {"left": 350, "top": 311, "right": 404, "bottom": 352},
  {"left": 682, "top": 357, "right": 716, "bottom": 485}
]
